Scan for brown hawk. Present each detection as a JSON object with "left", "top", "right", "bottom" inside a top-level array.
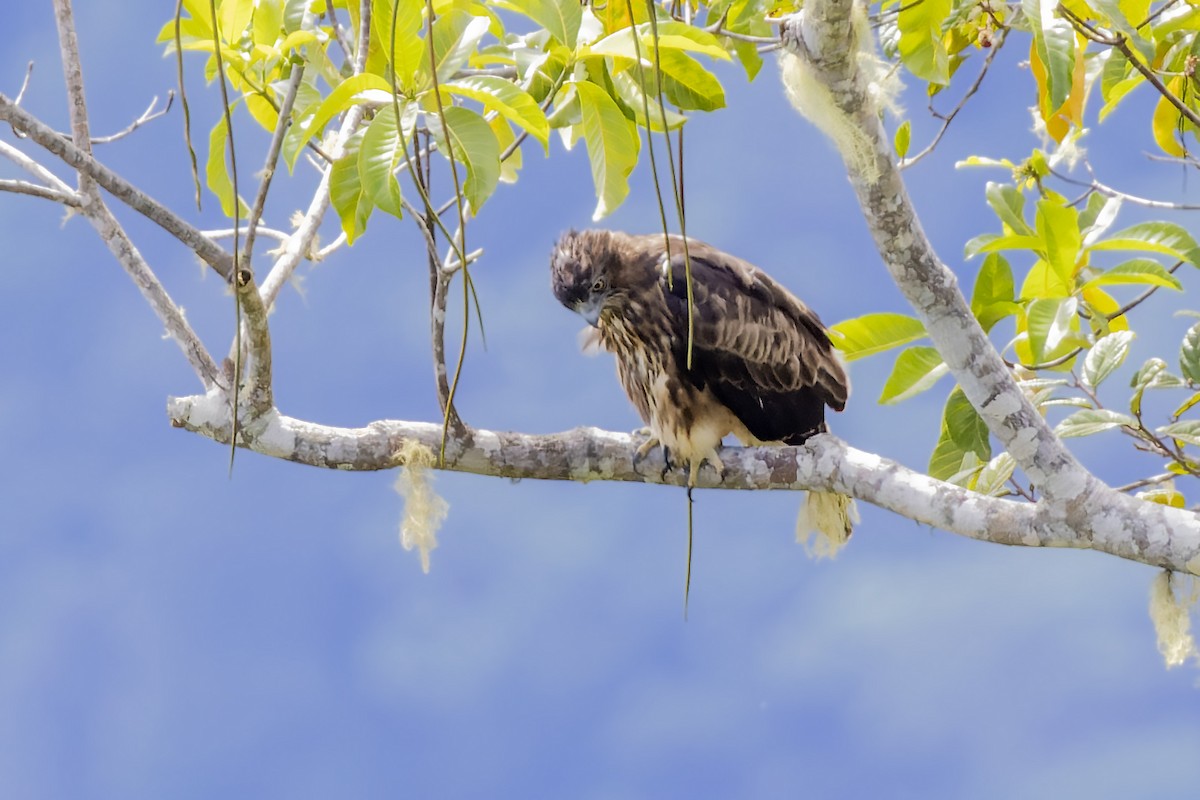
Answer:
[{"left": 550, "top": 229, "right": 850, "bottom": 490}]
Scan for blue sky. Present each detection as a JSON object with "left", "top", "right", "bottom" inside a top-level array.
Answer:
[{"left": 3, "top": 2, "right": 1199, "bottom": 798}]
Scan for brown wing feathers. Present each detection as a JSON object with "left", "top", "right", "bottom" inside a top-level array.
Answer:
[{"left": 649, "top": 237, "right": 848, "bottom": 444}]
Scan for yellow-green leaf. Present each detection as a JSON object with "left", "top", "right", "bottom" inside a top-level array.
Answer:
[
  {"left": 372, "top": 0, "right": 424, "bottom": 90},
  {"left": 898, "top": 0, "right": 951, "bottom": 84},
  {"left": 879, "top": 346, "right": 949, "bottom": 404},
  {"left": 330, "top": 136, "right": 374, "bottom": 244},
  {"left": 829, "top": 312, "right": 928, "bottom": 361},
  {"left": 894, "top": 120, "right": 912, "bottom": 159},
  {"left": 427, "top": 105, "right": 501, "bottom": 214},
  {"left": 206, "top": 113, "right": 249, "bottom": 218},
  {"left": 575, "top": 80, "right": 639, "bottom": 220},
  {"left": 283, "top": 73, "right": 394, "bottom": 170},
  {"left": 443, "top": 75, "right": 550, "bottom": 148},
  {"left": 497, "top": 0, "right": 581, "bottom": 48},
  {"left": 1082, "top": 259, "right": 1183, "bottom": 291}
]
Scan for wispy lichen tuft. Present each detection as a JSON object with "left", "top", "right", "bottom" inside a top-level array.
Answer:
[
  {"left": 393, "top": 440, "right": 449, "bottom": 574},
  {"left": 1150, "top": 570, "right": 1199, "bottom": 669},
  {"left": 796, "top": 491, "right": 858, "bottom": 559}
]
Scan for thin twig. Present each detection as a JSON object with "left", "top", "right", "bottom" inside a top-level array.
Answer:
[
  {"left": 241, "top": 64, "right": 306, "bottom": 268},
  {"left": 1050, "top": 164, "right": 1200, "bottom": 209},
  {"left": 1060, "top": 3, "right": 1200, "bottom": 131},
  {"left": 0, "top": 139, "right": 75, "bottom": 193},
  {"left": 0, "top": 177, "right": 81, "bottom": 205},
  {"left": 14, "top": 61, "right": 34, "bottom": 106},
  {"left": 324, "top": 0, "right": 356, "bottom": 67},
  {"left": 902, "top": 32, "right": 1006, "bottom": 168},
  {"left": 204, "top": 226, "right": 293, "bottom": 243},
  {"left": 86, "top": 200, "right": 221, "bottom": 388},
  {"left": 1115, "top": 473, "right": 1176, "bottom": 492},
  {"left": 259, "top": 6, "right": 363, "bottom": 312},
  {"left": 89, "top": 92, "right": 174, "bottom": 144}
]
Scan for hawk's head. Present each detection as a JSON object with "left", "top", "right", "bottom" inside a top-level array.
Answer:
[{"left": 550, "top": 229, "right": 652, "bottom": 327}]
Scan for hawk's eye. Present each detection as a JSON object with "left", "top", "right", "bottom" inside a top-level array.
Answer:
[{"left": 591, "top": 278, "right": 607, "bottom": 293}]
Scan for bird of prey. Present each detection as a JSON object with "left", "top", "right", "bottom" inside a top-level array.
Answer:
[{"left": 550, "top": 229, "right": 850, "bottom": 488}]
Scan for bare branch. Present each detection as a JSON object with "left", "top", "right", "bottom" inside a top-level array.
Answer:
[
  {"left": 241, "top": 65, "right": 305, "bottom": 268},
  {"left": 14, "top": 61, "right": 34, "bottom": 105},
  {"left": 0, "top": 177, "right": 81, "bottom": 205},
  {"left": 0, "top": 139, "right": 74, "bottom": 193},
  {"left": 84, "top": 200, "right": 220, "bottom": 388},
  {"left": 89, "top": 92, "right": 174, "bottom": 144},
  {"left": 52, "top": 0, "right": 95, "bottom": 197},
  {"left": 0, "top": 94, "right": 235, "bottom": 281},
  {"left": 236, "top": 270, "right": 273, "bottom": 413}
]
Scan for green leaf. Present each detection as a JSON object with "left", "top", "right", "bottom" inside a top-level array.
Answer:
[
  {"left": 498, "top": 0, "right": 582, "bottom": 48},
  {"left": 1035, "top": 197, "right": 1080, "bottom": 288},
  {"left": 1024, "top": 0, "right": 1076, "bottom": 111},
  {"left": 656, "top": 49, "right": 726, "bottom": 112},
  {"left": 929, "top": 387, "right": 990, "bottom": 481},
  {"left": 1158, "top": 420, "right": 1200, "bottom": 446},
  {"left": 1055, "top": 408, "right": 1135, "bottom": 438},
  {"left": 358, "top": 104, "right": 409, "bottom": 218},
  {"left": 611, "top": 70, "right": 688, "bottom": 132},
  {"left": 879, "top": 346, "right": 949, "bottom": 404},
  {"left": 1082, "top": 258, "right": 1183, "bottom": 291},
  {"left": 828, "top": 312, "right": 928, "bottom": 361},
  {"left": 1173, "top": 391, "right": 1200, "bottom": 419},
  {"left": 443, "top": 74, "right": 550, "bottom": 148},
  {"left": 1020, "top": 257, "right": 1073, "bottom": 300},
  {"left": 1089, "top": 221, "right": 1200, "bottom": 267},
  {"left": 372, "top": 0, "right": 424, "bottom": 90},
  {"left": 426, "top": 105, "right": 501, "bottom": 214},
  {"left": 590, "top": 21, "right": 732, "bottom": 62},
  {"left": 1025, "top": 296, "right": 1078, "bottom": 362},
  {"left": 898, "top": 0, "right": 951, "bottom": 84},
  {"left": 976, "top": 235, "right": 1045, "bottom": 256},
  {"left": 985, "top": 182, "right": 1034, "bottom": 236},
  {"left": 330, "top": 136, "right": 373, "bottom": 244},
  {"left": 283, "top": 73, "right": 394, "bottom": 170},
  {"left": 1078, "top": 192, "right": 1122, "bottom": 244},
  {"left": 574, "top": 80, "right": 639, "bottom": 220},
  {"left": 974, "top": 451, "right": 1016, "bottom": 496},
  {"left": 1081, "top": 330, "right": 1135, "bottom": 389},
  {"left": 1181, "top": 322, "right": 1200, "bottom": 383},
  {"left": 970, "top": 253, "right": 1019, "bottom": 332},
  {"left": 490, "top": 117, "right": 522, "bottom": 183},
  {"left": 894, "top": 120, "right": 912, "bottom": 159},
  {"left": 206, "top": 113, "right": 248, "bottom": 218},
  {"left": 425, "top": 12, "right": 490, "bottom": 85}
]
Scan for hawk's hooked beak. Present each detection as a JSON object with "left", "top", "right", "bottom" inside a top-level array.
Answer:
[{"left": 575, "top": 296, "right": 604, "bottom": 328}]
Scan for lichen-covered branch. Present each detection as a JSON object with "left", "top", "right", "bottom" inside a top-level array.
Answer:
[
  {"left": 165, "top": 392, "right": 1200, "bottom": 574},
  {"left": 778, "top": 4, "right": 1085, "bottom": 499}
]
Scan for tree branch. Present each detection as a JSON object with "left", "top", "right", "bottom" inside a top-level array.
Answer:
[
  {"left": 0, "top": 177, "right": 81, "bottom": 205},
  {"left": 0, "top": 94, "right": 235, "bottom": 281},
  {"left": 165, "top": 395, "right": 1200, "bottom": 575},
  {"left": 778, "top": 4, "right": 1087, "bottom": 499}
]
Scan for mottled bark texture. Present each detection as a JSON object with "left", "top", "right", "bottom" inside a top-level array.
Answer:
[{"left": 777, "top": 0, "right": 1200, "bottom": 575}]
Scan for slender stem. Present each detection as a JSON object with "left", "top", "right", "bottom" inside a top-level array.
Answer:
[{"left": 241, "top": 64, "right": 306, "bottom": 268}]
